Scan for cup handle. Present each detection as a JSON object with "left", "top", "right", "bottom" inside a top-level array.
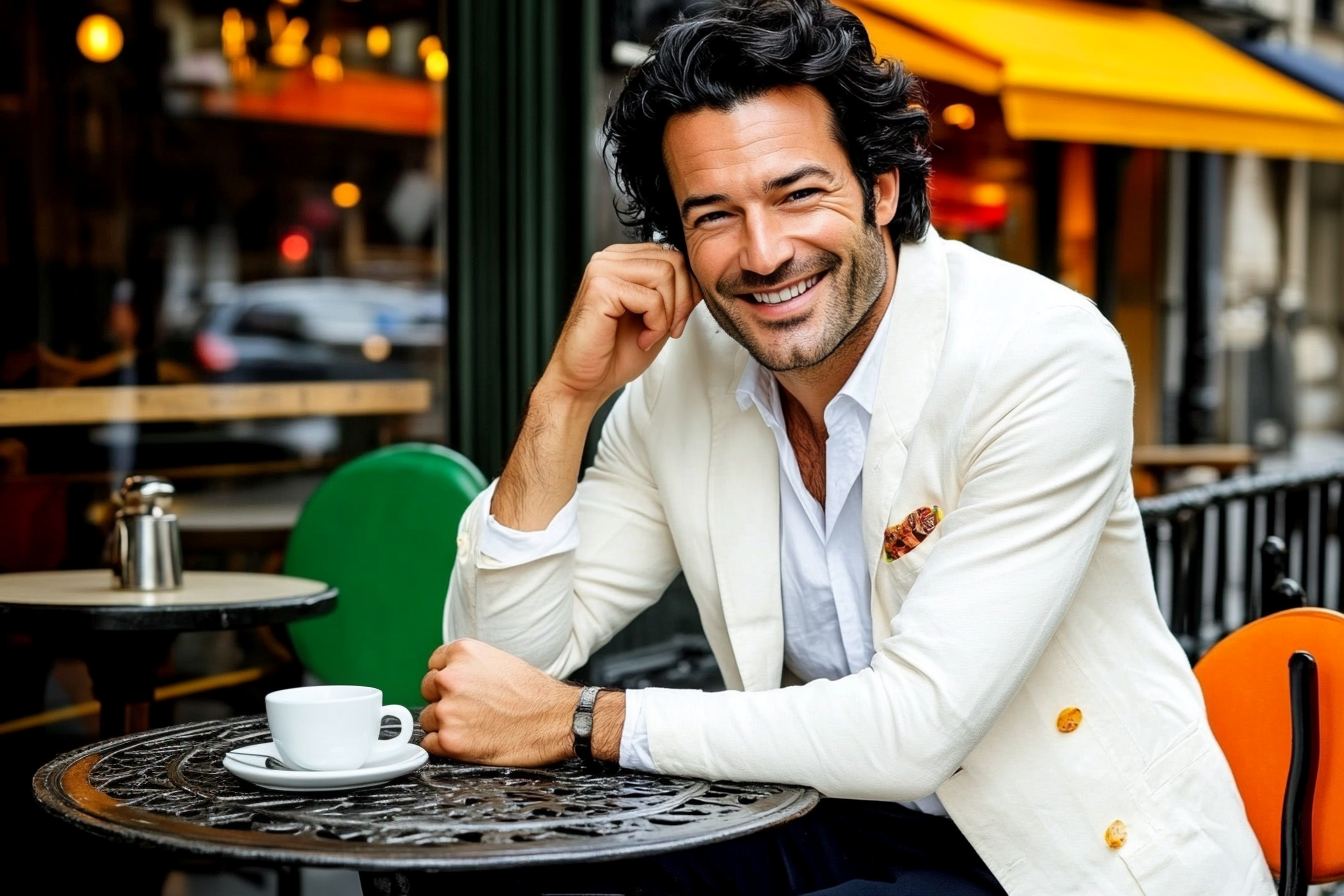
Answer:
[{"left": 368, "top": 704, "right": 415, "bottom": 762}]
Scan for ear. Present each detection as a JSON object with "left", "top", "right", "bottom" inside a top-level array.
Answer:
[{"left": 873, "top": 170, "right": 899, "bottom": 227}]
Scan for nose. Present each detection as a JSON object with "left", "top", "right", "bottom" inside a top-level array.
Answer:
[{"left": 738, "top": 209, "right": 792, "bottom": 279}]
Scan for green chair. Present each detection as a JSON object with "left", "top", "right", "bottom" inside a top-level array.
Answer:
[{"left": 283, "top": 443, "right": 488, "bottom": 707}]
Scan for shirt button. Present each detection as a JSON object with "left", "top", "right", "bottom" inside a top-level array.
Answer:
[
  {"left": 1105, "top": 820, "right": 1128, "bottom": 849},
  {"left": 456, "top": 534, "right": 470, "bottom": 557},
  {"left": 1056, "top": 707, "right": 1083, "bottom": 733}
]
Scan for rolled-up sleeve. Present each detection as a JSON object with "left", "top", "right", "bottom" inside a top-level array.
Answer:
[{"left": 444, "top": 368, "right": 683, "bottom": 680}]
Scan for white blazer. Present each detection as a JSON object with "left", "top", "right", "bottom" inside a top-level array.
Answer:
[{"left": 446, "top": 231, "right": 1274, "bottom": 896}]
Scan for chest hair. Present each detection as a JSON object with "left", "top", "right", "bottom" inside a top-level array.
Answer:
[{"left": 782, "top": 394, "right": 827, "bottom": 506}]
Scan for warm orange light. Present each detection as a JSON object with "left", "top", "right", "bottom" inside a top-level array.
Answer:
[
  {"left": 278, "top": 0, "right": 300, "bottom": 6},
  {"left": 280, "top": 231, "right": 311, "bottom": 263},
  {"left": 971, "top": 182, "right": 1008, "bottom": 207},
  {"left": 76, "top": 14, "right": 124, "bottom": 63},
  {"left": 268, "top": 17, "right": 310, "bottom": 68},
  {"left": 418, "top": 35, "right": 441, "bottom": 61},
  {"left": 229, "top": 56, "right": 257, "bottom": 81},
  {"left": 362, "top": 334, "right": 391, "bottom": 363},
  {"left": 424, "top": 49, "right": 448, "bottom": 81},
  {"left": 269, "top": 42, "right": 309, "bottom": 67},
  {"left": 222, "top": 9, "right": 247, "bottom": 59},
  {"left": 942, "top": 103, "right": 976, "bottom": 130},
  {"left": 331, "top": 182, "right": 361, "bottom": 208},
  {"left": 267, "top": 4, "right": 287, "bottom": 42},
  {"left": 312, "top": 53, "right": 343, "bottom": 82},
  {"left": 366, "top": 25, "right": 391, "bottom": 58},
  {"left": 321, "top": 35, "right": 341, "bottom": 57}
]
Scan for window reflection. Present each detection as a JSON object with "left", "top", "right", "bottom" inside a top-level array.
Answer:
[{"left": 0, "top": 1, "right": 446, "bottom": 572}]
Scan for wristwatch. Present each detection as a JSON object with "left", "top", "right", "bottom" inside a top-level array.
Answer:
[{"left": 571, "top": 685, "right": 601, "bottom": 764}]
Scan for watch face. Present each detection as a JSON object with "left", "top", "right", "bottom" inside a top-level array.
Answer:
[{"left": 574, "top": 714, "right": 594, "bottom": 737}]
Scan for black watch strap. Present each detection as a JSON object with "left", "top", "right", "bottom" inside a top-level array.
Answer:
[{"left": 572, "top": 686, "right": 600, "bottom": 763}]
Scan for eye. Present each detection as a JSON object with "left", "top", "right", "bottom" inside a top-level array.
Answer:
[
  {"left": 693, "top": 210, "right": 730, "bottom": 227},
  {"left": 786, "top": 188, "right": 821, "bottom": 202}
]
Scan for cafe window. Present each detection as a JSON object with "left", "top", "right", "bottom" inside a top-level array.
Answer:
[{"left": 0, "top": 1, "right": 447, "bottom": 573}]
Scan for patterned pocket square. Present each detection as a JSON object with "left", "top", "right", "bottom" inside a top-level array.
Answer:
[{"left": 883, "top": 505, "right": 943, "bottom": 562}]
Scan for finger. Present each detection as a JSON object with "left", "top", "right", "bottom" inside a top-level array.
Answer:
[
  {"left": 599, "top": 256, "right": 680, "bottom": 317},
  {"left": 670, "top": 254, "right": 699, "bottom": 338},
  {"left": 614, "top": 248, "right": 696, "bottom": 340},
  {"left": 420, "top": 731, "right": 445, "bottom": 756},
  {"left": 427, "top": 643, "right": 451, "bottom": 671},
  {"left": 601, "top": 241, "right": 664, "bottom": 254},
  {"left": 418, "top": 702, "right": 439, "bottom": 733},
  {"left": 592, "top": 278, "right": 670, "bottom": 351},
  {"left": 420, "top": 669, "right": 439, "bottom": 703}
]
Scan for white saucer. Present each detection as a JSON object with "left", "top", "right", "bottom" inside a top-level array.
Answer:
[{"left": 223, "top": 741, "right": 429, "bottom": 792}]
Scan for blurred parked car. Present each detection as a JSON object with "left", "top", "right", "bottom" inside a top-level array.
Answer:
[
  {"left": 176, "top": 278, "right": 445, "bottom": 383},
  {"left": 148, "top": 278, "right": 446, "bottom": 462}
]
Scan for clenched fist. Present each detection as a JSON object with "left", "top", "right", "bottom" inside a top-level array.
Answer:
[{"left": 418, "top": 639, "right": 624, "bottom": 767}]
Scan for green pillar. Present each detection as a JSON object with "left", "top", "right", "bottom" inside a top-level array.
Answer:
[{"left": 446, "top": 0, "right": 594, "bottom": 477}]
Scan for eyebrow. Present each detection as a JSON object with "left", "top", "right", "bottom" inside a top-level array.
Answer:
[
  {"left": 680, "top": 192, "right": 729, "bottom": 222},
  {"left": 763, "top": 164, "right": 836, "bottom": 193},
  {"left": 679, "top": 164, "right": 838, "bottom": 223}
]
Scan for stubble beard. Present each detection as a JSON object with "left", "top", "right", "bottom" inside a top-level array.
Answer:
[{"left": 700, "top": 224, "right": 888, "bottom": 374}]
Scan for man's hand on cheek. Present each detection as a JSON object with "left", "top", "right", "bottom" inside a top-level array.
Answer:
[{"left": 418, "top": 639, "right": 576, "bottom": 766}]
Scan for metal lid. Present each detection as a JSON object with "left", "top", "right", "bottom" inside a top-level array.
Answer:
[{"left": 114, "top": 475, "right": 175, "bottom": 515}]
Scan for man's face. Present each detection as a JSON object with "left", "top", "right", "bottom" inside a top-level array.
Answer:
[{"left": 663, "top": 85, "right": 897, "bottom": 373}]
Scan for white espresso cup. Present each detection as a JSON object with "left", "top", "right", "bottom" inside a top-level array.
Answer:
[{"left": 265, "top": 685, "right": 414, "bottom": 772}]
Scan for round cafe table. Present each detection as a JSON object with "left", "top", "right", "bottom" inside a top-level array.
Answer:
[
  {"left": 34, "top": 716, "right": 819, "bottom": 891},
  {"left": 0, "top": 570, "right": 336, "bottom": 736}
]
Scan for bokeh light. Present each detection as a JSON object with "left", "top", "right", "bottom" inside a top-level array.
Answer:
[
  {"left": 971, "top": 182, "right": 1008, "bottom": 207},
  {"left": 362, "top": 334, "right": 391, "bottom": 363},
  {"left": 268, "top": 16, "right": 310, "bottom": 67},
  {"left": 76, "top": 15, "right": 124, "bottom": 63},
  {"left": 331, "top": 182, "right": 361, "bottom": 208},
  {"left": 425, "top": 49, "right": 448, "bottom": 82},
  {"left": 280, "top": 230, "right": 312, "bottom": 264},
  {"left": 367, "top": 26, "right": 391, "bottom": 58},
  {"left": 942, "top": 103, "right": 976, "bottom": 130},
  {"left": 418, "top": 35, "right": 441, "bottom": 61},
  {"left": 221, "top": 10, "right": 246, "bottom": 59},
  {"left": 312, "top": 53, "right": 343, "bottom": 82}
]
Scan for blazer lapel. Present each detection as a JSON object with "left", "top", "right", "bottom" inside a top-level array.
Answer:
[
  {"left": 708, "top": 350, "right": 784, "bottom": 692},
  {"left": 863, "top": 232, "right": 951, "bottom": 638}
]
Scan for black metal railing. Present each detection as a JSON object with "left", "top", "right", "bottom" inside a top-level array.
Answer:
[{"left": 1139, "top": 460, "right": 1344, "bottom": 660}]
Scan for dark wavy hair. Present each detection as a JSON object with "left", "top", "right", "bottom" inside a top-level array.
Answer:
[{"left": 604, "top": 0, "right": 932, "bottom": 253}]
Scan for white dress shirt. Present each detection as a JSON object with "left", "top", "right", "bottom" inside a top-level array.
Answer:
[{"left": 477, "top": 300, "right": 945, "bottom": 814}]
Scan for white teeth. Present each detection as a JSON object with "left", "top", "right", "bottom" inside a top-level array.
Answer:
[{"left": 751, "top": 274, "right": 819, "bottom": 304}]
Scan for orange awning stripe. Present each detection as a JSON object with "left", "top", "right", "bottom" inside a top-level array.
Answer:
[{"left": 838, "top": 0, "right": 1344, "bottom": 160}]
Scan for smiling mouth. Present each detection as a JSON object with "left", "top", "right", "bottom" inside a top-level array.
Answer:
[{"left": 747, "top": 272, "right": 822, "bottom": 305}]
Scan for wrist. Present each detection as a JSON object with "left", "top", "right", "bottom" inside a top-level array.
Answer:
[
  {"left": 531, "top": 375, "right": 610, "bottom": 421},
  {"left": 491, "top": 381, "right": 596, "bottom": 531},
  {"left": 565, "top": 685, "right": 625, "bottom": 766},
  {"left": 591, "top": 689, "right": 625, "bottom": 764}
]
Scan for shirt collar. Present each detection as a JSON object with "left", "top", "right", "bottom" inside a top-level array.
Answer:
[{"left": 734, "top": 295, "right": 895, "bottom": 421}]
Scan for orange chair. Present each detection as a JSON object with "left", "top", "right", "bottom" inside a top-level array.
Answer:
[{"left": 1195, "top": 605, "right": 1344, "bottom": 896}]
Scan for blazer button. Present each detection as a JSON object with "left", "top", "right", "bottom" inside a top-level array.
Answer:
[
  {"left": 1105, "top": 820, "right": 1128, "bottom": 849},
  {"left": 1056, "top": 707, "right": 1083, "bottom": 733}
]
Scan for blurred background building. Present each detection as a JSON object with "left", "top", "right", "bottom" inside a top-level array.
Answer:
[{"left": 5, "top": 0, "right": 1344, "bottom": 567}]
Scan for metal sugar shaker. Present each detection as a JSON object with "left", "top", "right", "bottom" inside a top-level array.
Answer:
[{"left": 111, "top": 475, "right": 184, "bottom": 590}]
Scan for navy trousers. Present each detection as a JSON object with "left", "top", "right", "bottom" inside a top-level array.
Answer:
[{"left": 377, "top": 799, "right": 1009, "bottom": 896}]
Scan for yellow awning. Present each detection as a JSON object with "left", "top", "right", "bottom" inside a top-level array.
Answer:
[{"left": 838, "top": 0, "right": 1344, "bottom": 161}]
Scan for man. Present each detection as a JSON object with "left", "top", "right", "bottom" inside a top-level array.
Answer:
[{"left": 420, "top": 1, "right": 1272, "bottom": 894}]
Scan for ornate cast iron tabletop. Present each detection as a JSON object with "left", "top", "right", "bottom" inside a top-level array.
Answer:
[{"left": 34, "top": 716, "right": 819, "bottom": 871}]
